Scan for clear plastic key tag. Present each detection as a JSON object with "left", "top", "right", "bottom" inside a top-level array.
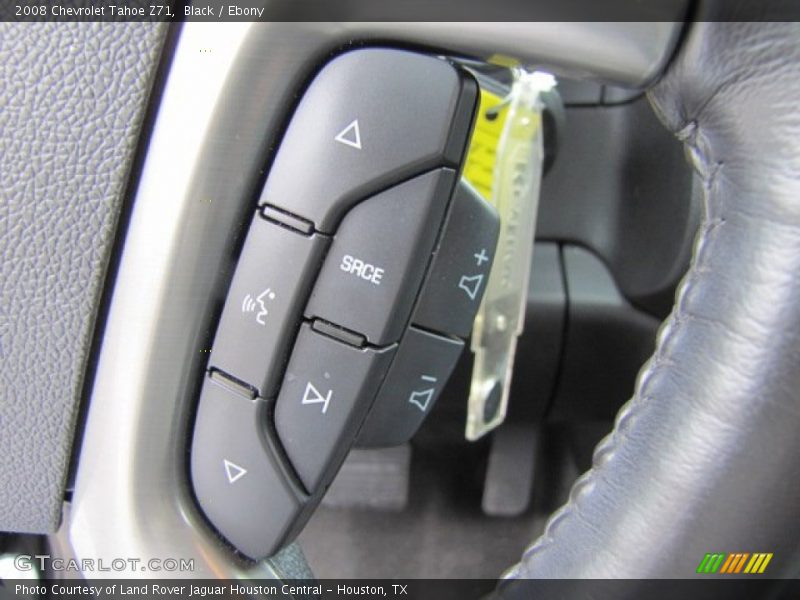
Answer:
[{"left": 466, "top": 69, "right": 556, "bottom": 441}]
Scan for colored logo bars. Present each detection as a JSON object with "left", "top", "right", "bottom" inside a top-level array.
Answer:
[{"left": 696, "top": 552, "right": 773, "bottom": 575}]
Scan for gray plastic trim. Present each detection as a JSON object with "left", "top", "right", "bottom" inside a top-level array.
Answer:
[
  {"left": 63, "top": 22, "right": 684, "bottom": 577},
  {"left": 343, "top": 22, "right": 683, "bottom": 87}
]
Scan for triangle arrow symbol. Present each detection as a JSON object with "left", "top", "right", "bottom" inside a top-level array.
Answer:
[
  {"left": 223, "top": 459, "right": 247, "bottom": 484},
  {"left": 302, "top": 381, "right": 332, "bottom": 414},
  {"left": 334, "top": 119, "right": 362, "bottom": 150}
]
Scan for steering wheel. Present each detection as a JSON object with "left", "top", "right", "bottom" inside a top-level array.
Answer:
[
  {"left": 506, "top": 18, "right": 800, "bottom": 580},
  {"left": 2, "top": 9, "right": 798, "bottom": 586}
]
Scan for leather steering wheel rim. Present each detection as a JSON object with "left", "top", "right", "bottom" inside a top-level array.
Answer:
[{"left": 506, "top": 19, "right": 800, "bottom": 580}]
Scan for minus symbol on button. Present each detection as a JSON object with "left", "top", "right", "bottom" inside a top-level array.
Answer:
[{"left": 421, "top": 375, "right": 438, "bottom": 383}]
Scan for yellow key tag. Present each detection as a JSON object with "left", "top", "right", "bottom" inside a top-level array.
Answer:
[{"left": 465, "top": 70, "right": 556, "bottom": 441}]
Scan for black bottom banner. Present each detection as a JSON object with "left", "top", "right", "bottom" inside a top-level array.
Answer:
[{"left": 1, "top": 579, "right": 799, "bottom": 600}]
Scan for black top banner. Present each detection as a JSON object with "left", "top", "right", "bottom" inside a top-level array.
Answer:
[{"left": 3, "top": 0, "right": 800, "bottom": 23}]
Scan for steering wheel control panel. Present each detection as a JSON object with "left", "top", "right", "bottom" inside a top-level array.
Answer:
[{"left": 190, "top": 48, "right": 499, "bottom": 560}]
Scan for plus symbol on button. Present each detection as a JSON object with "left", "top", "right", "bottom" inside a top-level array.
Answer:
[{"left": 474, "top": 248, "right": 489, "bottom": 267}]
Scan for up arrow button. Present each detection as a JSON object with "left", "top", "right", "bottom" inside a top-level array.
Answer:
[{"left": 258, "top": 48, "right": 478, "bottom": 233}]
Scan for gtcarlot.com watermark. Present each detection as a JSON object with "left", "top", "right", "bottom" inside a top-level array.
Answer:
[{"left": 14, "top": 554, "right": 195, "bottom": 573}]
